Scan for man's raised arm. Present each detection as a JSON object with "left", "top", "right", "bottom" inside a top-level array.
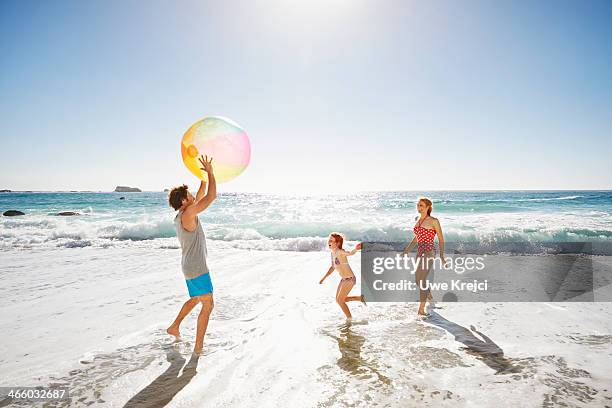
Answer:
[
  {"left": 190, "top": 155, "right": 216, "bottom": 214},
  {"left": 195, "top": 180, "right": 207, "bottom": 202}
]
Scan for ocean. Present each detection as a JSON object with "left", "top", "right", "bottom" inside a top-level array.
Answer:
[
  {"left": 1, "top": 190, "right": 612, "bottom": 407},
  {"left": 1, "top": 190, "right": 611, "bottom": 251}
]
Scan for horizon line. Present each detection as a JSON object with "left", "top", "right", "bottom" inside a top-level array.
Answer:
[{"left": 1, "top": 189, "right": 611, "bottom": 194}]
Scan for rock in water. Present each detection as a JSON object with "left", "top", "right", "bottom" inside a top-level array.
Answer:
[
  {"left": 0, "top": 189, "right": 11, "bottom": 193},
  {"left": 114, "top": 186, "right": 142, "bottom": 192},
  {"left": 3, "top": 210, "right": 25, "bottom": 216},
  {"left": 119, "top": 197, "right": 126, "bottom": 200},
  {"left": 57, "top": 211, "right": 80, "bottom": 216}
]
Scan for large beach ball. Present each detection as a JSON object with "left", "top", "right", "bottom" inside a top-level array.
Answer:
[{"left": 181, "top": 116, "right": 250, "bottom": 183}]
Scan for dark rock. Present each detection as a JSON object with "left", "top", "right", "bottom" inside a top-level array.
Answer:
[
  {"left": 114, "top": 186, "right": 142, "bottom": 192},
  {"left": 119, "top": 196, "right": 126, "bottom": 200},
  {"left": 0, "top": 189, "right": 11, "bottom": 193},
  {"left": 57, "top": 211, "right": 80, "bottom": 216},
  {"left": 3, "top": 210, "right": 25, "bottom": 216},
  {"left": 163, "top": 189, "right": 169, "bottom": 192}
]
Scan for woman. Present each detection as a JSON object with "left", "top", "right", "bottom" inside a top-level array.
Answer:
[
  {"left": 403, "top": 197, "right": 447, "bottom": 317},
  {"left": 319, "top": 233, "right": 365, "bottom": 319}
]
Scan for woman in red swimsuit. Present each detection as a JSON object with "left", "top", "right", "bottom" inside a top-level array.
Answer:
[{"left": 403, "top": 197, "right": 447, "bottom": 317}]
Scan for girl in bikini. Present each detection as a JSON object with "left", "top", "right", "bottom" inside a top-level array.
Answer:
[
  {"left": 319, "top": 233, "right": 365, "bottom": 319},
  {"left": 403, "top": 197, "right": 447, "bottom": 317}
]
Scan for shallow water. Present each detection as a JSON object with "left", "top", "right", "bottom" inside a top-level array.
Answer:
[{"left": 1, "top": 245, "right": 611, "bottom": 407}]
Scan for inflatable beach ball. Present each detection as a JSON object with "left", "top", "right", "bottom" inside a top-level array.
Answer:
[{"left": 181, "top": 116, "right": 251, "bottom": 183}]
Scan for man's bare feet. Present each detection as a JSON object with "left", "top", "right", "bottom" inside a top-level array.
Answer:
[{"left": 166, "top": 325, "right": 180, "bottom": 338}]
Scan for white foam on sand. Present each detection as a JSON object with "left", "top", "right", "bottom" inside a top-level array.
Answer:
[{"left": 1, "top": 245, "right": 612, "bottom": 407}]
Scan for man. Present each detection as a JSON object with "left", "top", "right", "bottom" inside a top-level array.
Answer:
[{"left": 166, "top": 155, "right": 216, "bottom": 355}]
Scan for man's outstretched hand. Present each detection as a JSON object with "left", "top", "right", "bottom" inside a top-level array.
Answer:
[{"left": 198, "top": 155, "right": 214, "bottom": 174}]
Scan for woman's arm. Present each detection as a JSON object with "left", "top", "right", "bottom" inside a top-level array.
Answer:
[
  {"left": 434, "top": 219, "right": 447, "bottom": 264},
  {"left": 319, "top": 266, "right": 334, "bottom": 284},
  {"left": 403, "top": 236, "right": 417, "bottom": 254}
]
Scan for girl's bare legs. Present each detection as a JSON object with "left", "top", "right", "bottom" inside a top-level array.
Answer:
[
  {"left": 336, "top": 280, "right": 355, "bottom": 319},
  {"left": 344, "top": 288, "right": 365, "bottom": 303},
  {"left": 167, "top": 296, "right": 200, "bottom": 337},
  {"left": 415, "top": 252, "right": 434, "bottom": 315}
]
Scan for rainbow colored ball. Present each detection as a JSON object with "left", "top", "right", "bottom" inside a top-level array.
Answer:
[{"left": 181, "top": 116, "right": 251, "bottom": 183}]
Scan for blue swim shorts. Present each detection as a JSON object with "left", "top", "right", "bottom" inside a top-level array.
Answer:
[{"left": 185, "top": 272, "right": 213, "bottom": 297}]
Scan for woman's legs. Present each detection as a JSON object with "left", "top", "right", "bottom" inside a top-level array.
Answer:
[
  {"left": 336, "top": 280, "right": 355, "bottom": 318},
  {"left": 415, "top": 252, "right": 434, "bottom": 315}
]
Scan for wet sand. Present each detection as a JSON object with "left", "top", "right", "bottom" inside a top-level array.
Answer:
[{"left": 1, "top": 245, "right": 611, "bottom": 407}]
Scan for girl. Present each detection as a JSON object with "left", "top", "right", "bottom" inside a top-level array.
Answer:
[
  {"left": 403, "top": 197, "right": 447, "bottom": 317},
  {"left": 319, "top": 233, "right": 365, "bottom": 319}
]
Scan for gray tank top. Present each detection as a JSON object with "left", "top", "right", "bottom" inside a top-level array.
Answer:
[{"left": 174, "top": 210, "right": 209, "bottom": 280}]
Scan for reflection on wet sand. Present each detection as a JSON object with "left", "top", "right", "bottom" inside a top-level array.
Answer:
[
  {"left": 123, "top": 343, "right": 200, "bottom": 408},
  {"left": 326, "top": 321, "right": 391, "bottom": 384},
  {"left": 426, "top": 312, "right": 520, "bottom": 374}
]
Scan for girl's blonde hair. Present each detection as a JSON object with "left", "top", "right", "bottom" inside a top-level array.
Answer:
[
  {"left": 329, "top": 232, "right": 344, "bottom": 249},
  {"left": 418, "top": 197, "right": 433, "bottom": 216}
]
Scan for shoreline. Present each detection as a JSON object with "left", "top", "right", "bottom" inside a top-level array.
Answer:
[{"left": 1, "top": 245, "right": 611, "bottom": 406}]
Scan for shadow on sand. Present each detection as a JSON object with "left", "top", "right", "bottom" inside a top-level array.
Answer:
[
  {"left": 426, "top": 311, "right": 521, "bottom": 374},
  {"left": 123, "top": 343, "right": 200, "bottom": 408},
  {"left": 326, "top": 320, "right": 391, "bottom": 384}
]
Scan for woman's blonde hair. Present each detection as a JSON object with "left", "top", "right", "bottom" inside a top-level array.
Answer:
[
  {"left": 418, "top": 197, "right": 433, "bottom": 216},
  {"left": 329, "top": 232, "right": 344, "bottom": 249}
]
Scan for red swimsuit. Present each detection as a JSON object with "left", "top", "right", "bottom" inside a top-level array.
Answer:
[{"left": 413, "top": 216, "right": 436, "bottom": 256}]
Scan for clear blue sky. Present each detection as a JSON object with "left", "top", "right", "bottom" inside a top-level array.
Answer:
[{"left": 1, "top": 0, "right": 611, "bottom": 192}]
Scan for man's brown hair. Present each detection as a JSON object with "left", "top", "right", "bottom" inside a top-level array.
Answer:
[{"left": 168, "top": 184, "right": 189, "bottom": 210}]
